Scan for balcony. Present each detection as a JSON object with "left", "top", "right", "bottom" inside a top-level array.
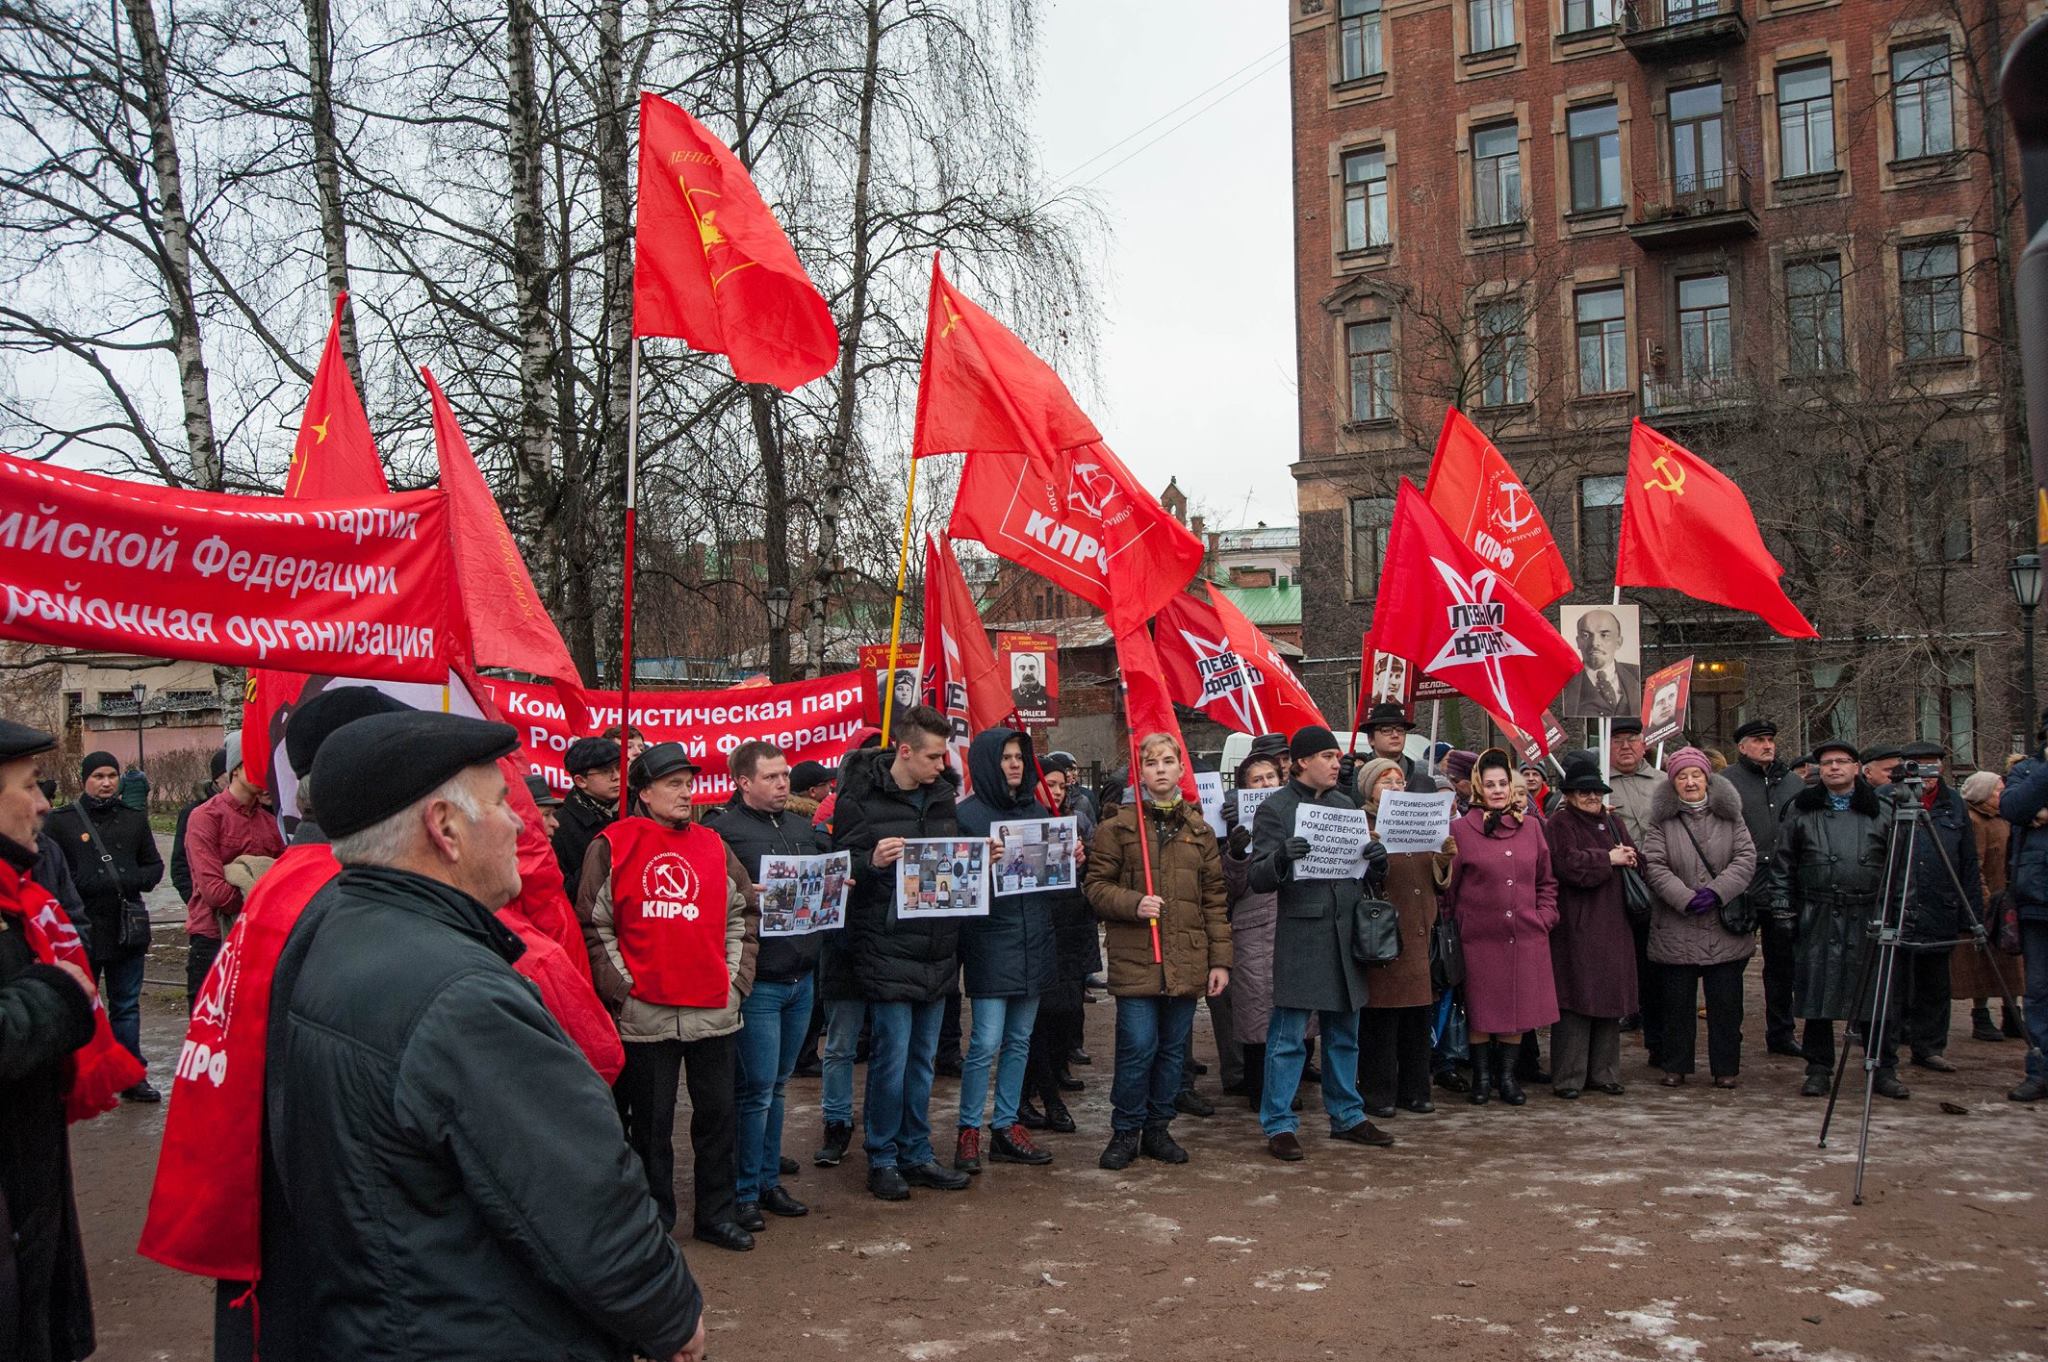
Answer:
[
  {"left": 1620, "top": 0, "right": 1747, "bottom": 57},
  {"left": 1628, "top": 167, "right": 1758, "bottom": 248},
  {"left": 1641, "top": 371, "right": 1755, "bottom": 417}
]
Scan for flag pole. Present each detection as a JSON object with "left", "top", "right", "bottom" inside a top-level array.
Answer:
[
  {"left": 1426, "top": 700, "right": 1441, "bottom": 775},
  {"left": 1125, "top": 725, "right": 1164, "bottom": 966},
  {"left": 880, "top": 455, "right": 920, "bottom": 744},
  {"left": 618, "top": 338, "right": 641, "bottom": 816},
  {"left": 1344, "top": 634, "right": 1373, "bottom": 756}
]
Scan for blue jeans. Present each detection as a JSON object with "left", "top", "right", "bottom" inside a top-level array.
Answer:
[
  {"left": 864, "top": 998, "right": 943, "bottom": 1169},
  {"left": 94, "top": 950, "right": 146, "bottom": 1068},
  {"left": 2023, "top": 920, "right": 2048, "bottom": 1081},
  {"left": 735, "top": 975, "right": 813, "bottom": 1202},
  {"left": 958, "top": 994, "right": 1040, "bottom": 1131},
  {"left": 1110, "top": 996, "right": 1198, "bottom": 1133},
  {"left": 821, "top": 998, "right": 866, "bottom": 1126},
  {"left": 1262, "top": 1006, "right": 1364, "bottom": 1137}
]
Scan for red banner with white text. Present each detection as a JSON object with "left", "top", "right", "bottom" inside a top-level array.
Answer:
[
  {"left": 0, "top": 455, "right": 452, "bottom": 682},
  {"left": 480, "top": 672, "right": 871, "bottom": 804}
]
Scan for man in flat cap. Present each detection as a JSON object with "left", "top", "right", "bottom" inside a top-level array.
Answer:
[
  {"left": 554, "top": 735, "right": 621, "bottom": 893},
  {"left": 578, "top": 742, "right": 759, "bottom": 1253},
  {"left": 47, "top": 748, "right": 164, "bottom": 1100},
  {"left": 283, "top": 685, "right": 413, "bottom": 845},
  {"left": 1725, "top": 718, "right": 1806, "bottom": 1057},
  {"left": 1768, "top": 739, "right": 1905, "bottom": 1099},
  {"left": 251, "top": 712, "right": 706, "bottom": 1360}
]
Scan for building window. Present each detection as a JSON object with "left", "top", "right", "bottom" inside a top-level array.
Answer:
[
  {"left": 1891, "top": 42, "right": 1953, "bottom": 160},
  {"left": 1347, "top": 319, "right": 1395, "bottom": 422},
  {"left": 1577, "top": 474, "right": 1624, "bottom": 582},
  {"left": 1562, "top": 0, "right": 1615, "bottom": 33},
  {"left": 1785, "top": 256, "right": 1844, "bottom": 374},
  {"left": 1342, "top": 149, "right": 1390, "bottom": 251},
  {"left": 1567, "top": 102, "right": 1621, "bottom": 211},
  {"left": 1348, "top": 496, "right": 1394, "bottom": 600},
  {"left": 1811, "top": 662, "right": 1857, "bottom": 748},
  {"left": 1776, "top": 62, "right": 1835, "bottom": 178},
  {"left": 1916, "top": 654, "right": 1976, "bottom": 767},
  {"left": 1477, "top": 301, "right": 1528, "bottom": 407},
  {"left": 1669, "top": 82, "right": 1724, "bottom": 194},
  {"left": 1469, "top": 0, "right": 1515, "bottom": 52},
  {"left": 1472, "top": 123, "right": 1522, "bottom": 227},
  {"left": 1338, "top": 0, "right": 1385, "bottom": 81},
  {"left": 1900, "top": 239, "right": 1963, "bottom": 360},
  {"left": 1575, "top": 286, "right": 1628, "bottom": 394},
  {"left": 1676, "top": 273, "right": 1732, "bottom": 381},
  {"left": 1908, "top": 444, "right": 1972, "bottom": 564}
]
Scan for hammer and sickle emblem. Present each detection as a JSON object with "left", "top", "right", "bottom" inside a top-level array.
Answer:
[
  {"left": 1644, "top": 455, "right": 1687, "bottom": 496},
  {"left": 940, "top": 295, "right": 963, "bottom": 339}
]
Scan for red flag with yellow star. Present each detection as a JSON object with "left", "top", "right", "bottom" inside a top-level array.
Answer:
[
  {"left": 631, "top": 92, "right": 837, "bottom": 390},
  {"left": 286, "top": 293, "right": 385, "bottom": 498}
]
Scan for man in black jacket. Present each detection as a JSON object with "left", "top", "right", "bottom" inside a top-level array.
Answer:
[
  {"left": 47, "top": 750, "right": 163, "bottom": 1101},
  {"left": 258, "top": 711, "right": 705, "bottom": 1361},
  {"left": 1724, "top": 719, "right": 1806, "bottom": 1057},
  {"left": 553, "top": 735, "right": 620, "bottom": 892},
  {"left": 707, "top": 739, "right": 827, "bottom": 1228},
  {"left": 1896, "top": 740, "right": 1984, "bottom": 1074},
  {"left": 830, "top": 705, "right": 972, "bottom": 1201}
]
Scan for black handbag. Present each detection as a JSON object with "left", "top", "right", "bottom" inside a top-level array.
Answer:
[
  {"left": 1428, "top": 909, "right": 1465, "bottom": 993},
  {"left": 1351, "top": 897, "right": 1401, "bottom": 966},
  {"left": 1609, "top": 818, "right": 1653, "bottom": 925},
  {"left": 1673, "top": 815, "right": 1754, "bottom": 936}
]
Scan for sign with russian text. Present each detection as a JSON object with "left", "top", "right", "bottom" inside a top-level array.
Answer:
[
  {"left": 858, "top": 642, "right": 922, "bottom": 726},
  {"left": 0, "top": 454, "right": 451, "bottom": 681},
  {"left": 1639, "top": 655, "right": 1695, "bottom": 748},
  {"left": 1291, "top": 803, "right": 1374, "bottom": 880},
  {"left": 1374, "top": 791, "right": 1455, "bottom": 855},
  {"left": 995, "top": 630, "right": 1058, "bottom": 726}
]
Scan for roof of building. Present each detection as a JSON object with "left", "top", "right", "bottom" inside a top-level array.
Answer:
[
  {"left": 1211, "top": 524, "right": 1300, "bottom": 553},
  {"left": 1214, "top": 582, "right": 1303, "bottom": 630}
]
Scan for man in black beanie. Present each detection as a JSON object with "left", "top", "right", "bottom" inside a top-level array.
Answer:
[
  {"left": 255, "top": 711, "right": 707, "bottom": 1360},
  {"left": 554, "top": 736, "right": 622, "bottom": 893}
]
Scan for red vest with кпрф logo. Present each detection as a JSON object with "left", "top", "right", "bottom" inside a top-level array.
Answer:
[{"left": 600, "top": 817, "right": 732, "bottom": 1008}]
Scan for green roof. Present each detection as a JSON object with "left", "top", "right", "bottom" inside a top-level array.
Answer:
[{"left": 1215, "top": 582, "right": 1301, "bottom": 628}]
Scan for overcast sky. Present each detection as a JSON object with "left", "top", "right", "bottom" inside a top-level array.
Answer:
[{"left": 1033, "top": 2, "right": 1298, "bottom": 530}]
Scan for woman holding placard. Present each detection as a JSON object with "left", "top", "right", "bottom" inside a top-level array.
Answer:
[
  {"left": 1355, "top": 757, "right": 1449, "bottom": 1116},
  {"left": 1085, "top": 733, "right": 1231, "bottom": 1171},
  {"left": 1443, "top": 748, "right": 1560, "bottom": 1106}
]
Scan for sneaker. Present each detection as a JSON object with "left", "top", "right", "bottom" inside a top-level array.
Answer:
[
  {"left": 991, "top": 1124, "right": 1054, "bottom": 1165},
  {"left": 2008, "top": 1075, "right": 2048, "bottom": 1102},
  {"left": 953, "top": 1126, "right": 983, "bottom": 1174},
  {"left": 1098, "top": 1130, "right": 1141, "bottom": 1170},
  {"left": 1140, "top": 1124, "right": 1189, "bottom": 1164},
  {"left": 814, "top": 1121, "right": 853, "bottom": 1167},
  {"left": 121, "top": 1079, "right": 162, "bottom": 1103},
  {"left": 867, "top": 1166, "right": 911, "bottom": 1201}
]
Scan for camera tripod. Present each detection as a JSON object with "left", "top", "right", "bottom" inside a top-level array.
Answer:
[{"left": 1816, "top": 770, "right": 2038, "bottom": 1205}]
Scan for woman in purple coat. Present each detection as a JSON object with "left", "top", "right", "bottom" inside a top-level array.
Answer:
[
  {"left": 1443, "top": 748, "right": 1559, "bottom": 1106},
  {"left": 1544, "top": 757, "right": 1640, "bottom": 1099}
]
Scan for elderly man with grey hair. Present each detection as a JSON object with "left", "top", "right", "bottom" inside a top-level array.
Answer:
[{"left": 251, "top": 709, "right": 706, "bottom": 1362}]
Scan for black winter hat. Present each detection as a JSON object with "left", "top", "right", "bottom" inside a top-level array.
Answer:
[
  {"left": 286, "top": 686, "right": 413, "bottom": 779},
  {"left": 1732, "top": 718, "right": 1777, "bottom": 742},
  {"left": 80, "top": 750, "right": 119, "bottom": 781},
  {"left": 1288, "top": 724, "right": 1340, "bottom": 760},
  {"left": 311, "top": 712, "right": 519, "bottom": 841},
  {"left": 789, "top": 760, "right": 833, "bottom": 790}
]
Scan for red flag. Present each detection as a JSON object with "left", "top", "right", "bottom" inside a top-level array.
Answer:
[
  {"left": 913, "top": 253, "right": 1100, "bottom": 463},
  {"left": 632, "top": 92, "right": 837, "bottom": 390},
  {"left": 286, "top": 293, "right": 386, "bottom": 499},
  {"left": 424, "top": 367, "right": 587, "bottom": 725},
  {"left": 1617, "top": 420, "right": 1818, "bottom": 638},
  {"left": 1423, "top": 407, "right": 1573, "bottom": 609},
  {"left": 1114, "top": 624, "right": 1200, "bottom": 803},
  {"left": 919, "top": 533, "right": 1010, "bottom": 785},
  {"left": 1369, "top": 481, "right": 1580, "bottom": 750},
  {"left": 1153, "top": 587, "right": 1324, "bottom": 737}
]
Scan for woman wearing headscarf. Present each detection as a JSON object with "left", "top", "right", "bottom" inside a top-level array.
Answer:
[
  {"left": 1442, "top": 748, "right": 1559, "bottom": 1105},
  {"left": 1956, "top": 768, "right": 2025, "bottom": 1041},
  {"left": 1543, "top": 757, "right": 1639, "bottom": 1099},
  {"left": 1222, "top": 748, "right": 1289, "bottom": 1111},
  {"left": 1640, "top": 746, "right": 1758, "bottom": 1088},
  {"left": 1355, "top": 756, "right": 1447, "bottom": 1115}
]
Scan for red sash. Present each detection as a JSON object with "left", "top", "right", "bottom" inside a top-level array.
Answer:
[
  {"left": 601, "top": 818, "right": 731, "bottom": 1008},
  {"left": 3, "top": 859, "right": 144, "bottom": 1122},
  {"left": 137, "top": 842, "right": 339, "bottom": 1280}
]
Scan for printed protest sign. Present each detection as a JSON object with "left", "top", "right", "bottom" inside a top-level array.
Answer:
[
  {"left": 996, "top": 631, "right": 1058, "bottom": 726},
  {"left": 897, "top": 837, "right": 990, "bottom": 918},
  {"left": 1291, "top": 803, "right": 1374, "bottom": 879},
  {"left": 1639, "top": 655, "right": 1694, "bottom": 748},
  {"left": 990, "top": 817, "right": 1078, "bottom": 895},
  {"left": 1235, "top": 785, "right": 1278, "bottom": 826},
  {"left": 757, "top": 851, "right": 851, "bottom": 937},
  {"left": 1374, "top": 791, "right": 1455, "bottom": 855},
  {"left": 1196, "top": 770, "right": 1227, "bottom": 838},
  {"left": 859, "top": 642, "right": 923, "bottom": 726}
]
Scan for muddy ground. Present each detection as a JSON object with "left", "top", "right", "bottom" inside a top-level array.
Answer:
[{"left": 72, "top": 937, "right": 2047, "bottom": 1362}]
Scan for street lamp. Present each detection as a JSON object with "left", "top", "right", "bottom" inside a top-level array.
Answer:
[
  {"left": 2012, "top": 552, "right": 2043, "bottom": 736},
  {"left": 130, "top": 680, "right": 147, "bottom": 774},
  {"left": 765, "top": 585, "right": 792, "bottom": 635}
]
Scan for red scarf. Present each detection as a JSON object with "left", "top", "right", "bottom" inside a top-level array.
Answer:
[
  {"left": 498, "top": 902, "right": 624, "bottom": 1082},
  {"left": 3, "top": 857, "right": 144, "bottom": 1122},
  {"left": 601, "top": 818, "right": 731, "bottom": 1007},
  {"left": 138, "top": 842, "right": 339, "bottom": 1280}
]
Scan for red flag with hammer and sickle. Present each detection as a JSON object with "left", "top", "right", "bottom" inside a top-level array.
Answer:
[
  {"left": 287, "top": 293, "right": 385, "bottom": 499},
  {"left": 1617, "top": 420, "right": 1818, "bottom": 639},
  {"left": 1423, "top": 407, "right": 1573, "bottom": 610},
  {"left": 631, "top": 92, "right": 838, "bottom": 390}
]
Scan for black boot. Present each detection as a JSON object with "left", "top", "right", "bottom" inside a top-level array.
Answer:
[
  {"left": 2005, "top": 1005, "right": 2027, "bottom": 1039},
  {"left": 1099, "top": 1129, "right": 1141, "bottom": 1170},
  {"left": 1972, "top": 1006, "right": 2004, "bottom": 1042},
  {"left": 1140, "top": 1123, "right": 1189, "bottom": 1164},
  {"left": 1468, "top": 1043, "right": 1492, "bottom": 1106},
  {"left": 1041, "top": 1094, "right": 1077, "bottom": 1133},
  {"left": 1493, "top": 1042, "right": 1527, "bottom": 1106}
]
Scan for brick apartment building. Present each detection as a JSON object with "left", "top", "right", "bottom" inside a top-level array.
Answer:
[{"left": 1288, "top": 0, "right": 2037, "bottom": 764}]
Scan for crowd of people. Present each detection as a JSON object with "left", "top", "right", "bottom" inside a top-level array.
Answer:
[{"left": 3, "top": 692, "right": 2044, "bottom": 1361}]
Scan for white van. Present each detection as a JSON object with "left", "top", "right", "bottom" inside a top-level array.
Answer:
[{"left": 1217, "top": 729, "right": 1434, "bottom": 784}]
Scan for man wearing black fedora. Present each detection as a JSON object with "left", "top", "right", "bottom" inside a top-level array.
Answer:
[{"left": 1358, "top": 703, "right": 1418, "bottom": 787}]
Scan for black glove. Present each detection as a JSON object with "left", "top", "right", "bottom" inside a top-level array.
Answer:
[
  {"left": 1338, "top": 753, "right": 1360, "bottom": 796},
  {"left": 1278, "top": 836, "right": 1313, "bottom": 865},
  {"left": 1361, "top": 839, "right": 1388, "bottom": 873},
  {"left": 1227, "top": 823, "right": 1253, "bottom": 857}
]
